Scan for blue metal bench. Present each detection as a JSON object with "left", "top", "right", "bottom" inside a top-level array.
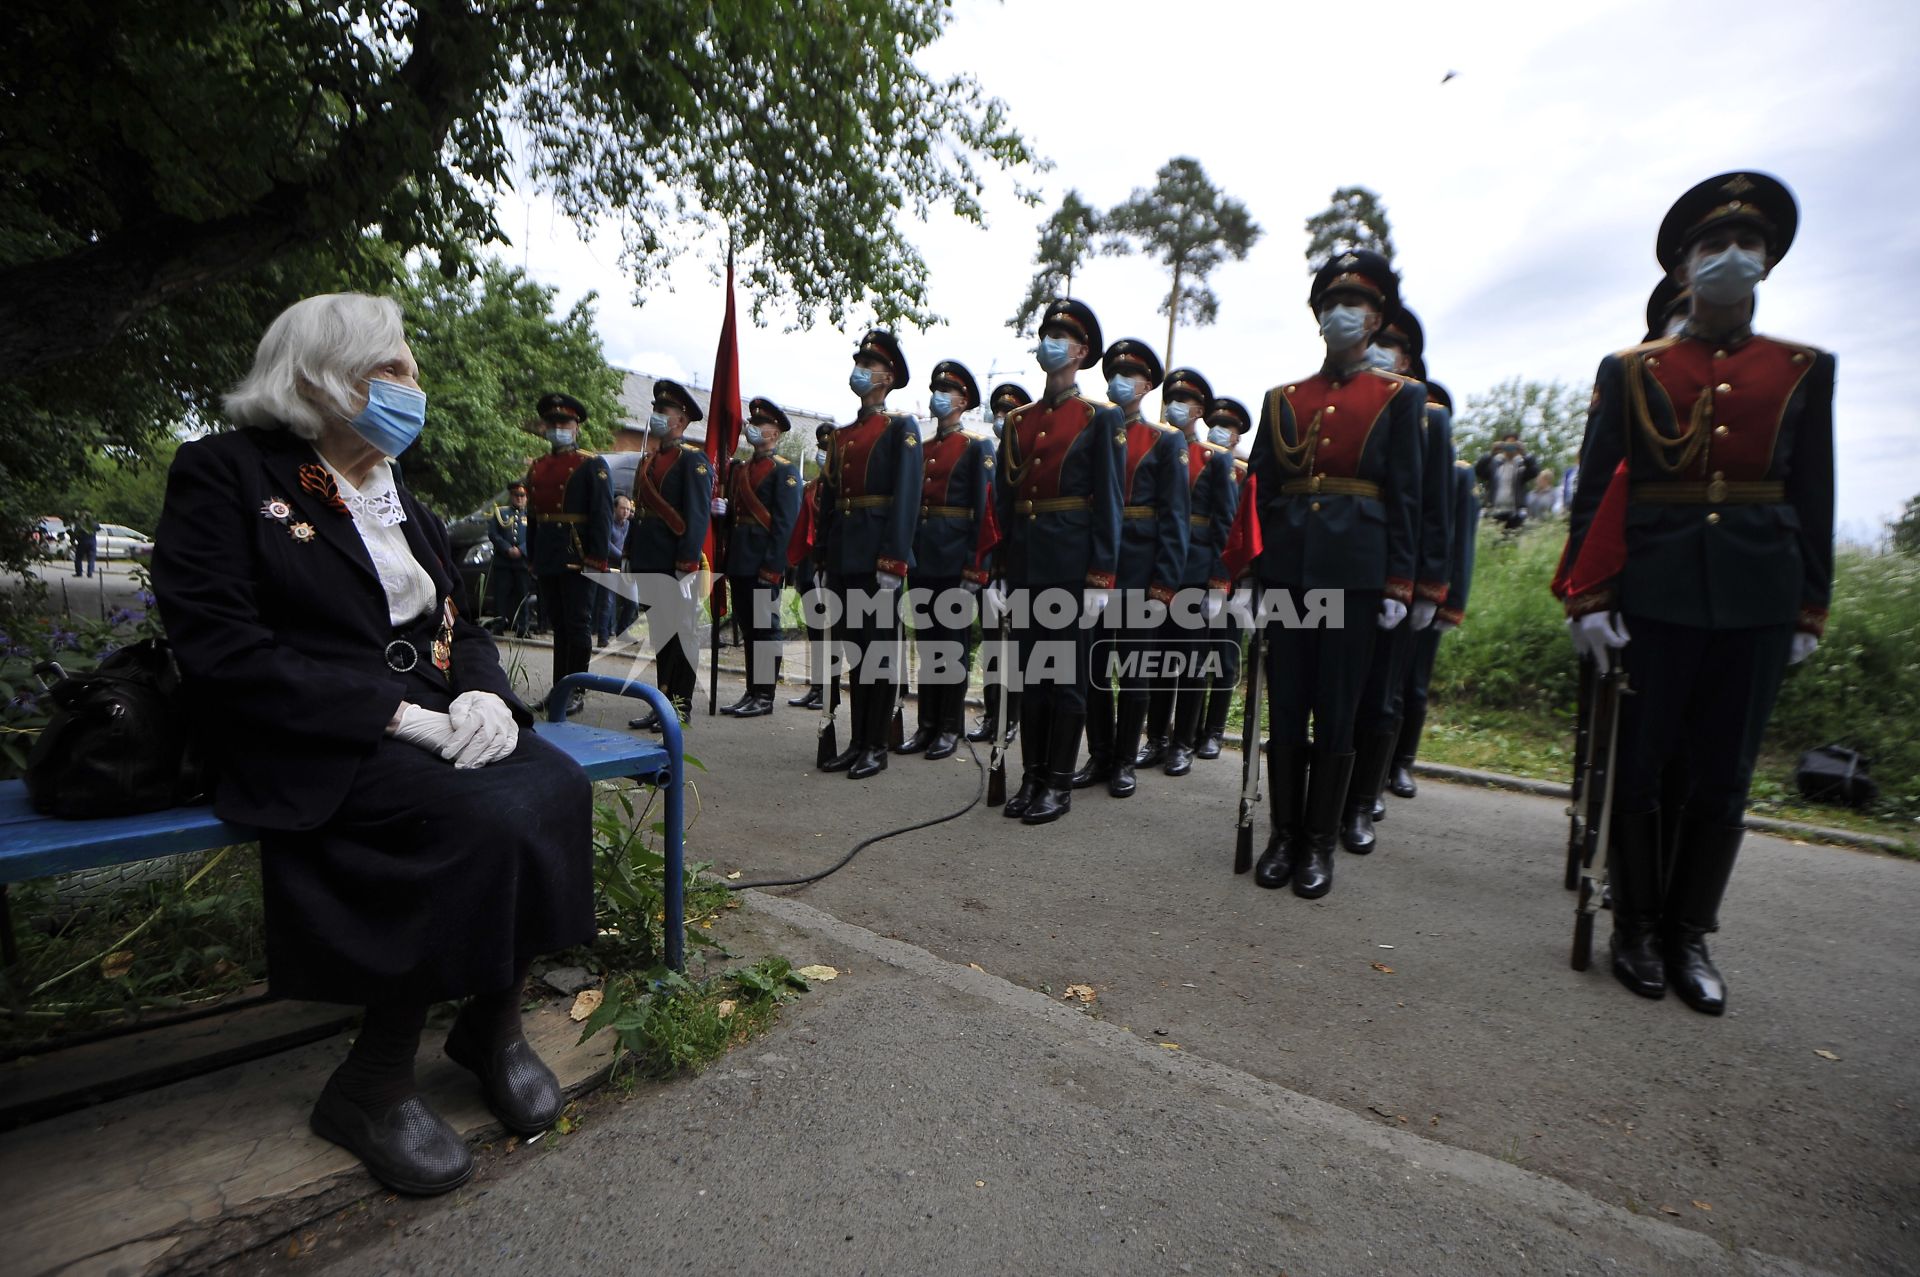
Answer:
[{"left": 0, "top": 673, "right": 687, "bottom": 971}]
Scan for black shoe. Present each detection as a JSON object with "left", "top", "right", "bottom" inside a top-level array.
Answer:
[
  {"left": 1340, "top": 801, "right": 1378, "bottom": 854},
  {"left": 1021, "top": 781, "right": 1071, "bottom": 824},
  {"left": 1134, "top": 736, "right": 1169, "bottom": 769},
  {"left": 1386, "top": 761, "right": 1417, "bottom": 799},
  {"left": 1195, "top": 732, "right": 1223, "bottom": 760},
  {"left": 1164, "top": 744, "right": 1194, "bottom": 777},
  {"left": 1070, "top": 755, "right": 1113, "bottom": 789},
  {"left": 1003, "top": 775, "right": 1040, "bottom": 818},
  {"left": 733, "top": 695, "right": 773, "bottom": 719},
  {"left": 925, "top": 731, "right": 959, "bottom": 761},
  {"left": 719, "top": 690, "right": 757, "bottom": 716},
  {"left": 821, "top": 741, "right": 863, "bottom": 772},
  {"left": 1664, "top": 931, "right": 1726, "bottom": 1014},
  {"left": 895, "top": 725, "right": 934, "bottom": 755},
  {"left": 1255, "top": 744, "right": 1308, "bottom": 889},
  {"left": 1607, "top": 807, "right": 1668, "bottom": 999},
  {"left": 445, "top": 1022, "right": 564, "bottom": 1136},
  {"left": 1611, "top": 928, "right": 1668, "bottom": 999},
  {"left": 1371, "top": 796, "right": 1387, "bottom": 822},
  {"left": 1294, "top": 750, "right": 1353, "bottom": 899},
  {"left": 1255, "top": 829, "right": 1298, "bottom": 889},
  {"left": 1107, "top": 763, "right": 1136, "bottom": 798},
  {"left": 628, "top": 710, "right": 661, "bottom": 732},
  {"left": 848, "top": 746, "right": 888, "bottom": 780},
  {"left": 791, "top": 686, "right": 824, "bottom": 709},
  {"left": 309, "top": 1077, "right": 474, "bottom": 1197},
  {"left": 967, "top": 714, "right": 997, "bottom": 743}
]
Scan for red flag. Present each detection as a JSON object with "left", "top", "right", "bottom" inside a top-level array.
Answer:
[
  {"left": 974, "top": 490, "right": 1002, "bottom": 570},
  {"left": 705, "top": 251, "right": 743, "bottom": 617},
  {"left": 1553, "top": 461, "right": 1628, "bottom": 601},
  {"left": 1219, "top": 473, "right": 1262, "bottom": 582}
]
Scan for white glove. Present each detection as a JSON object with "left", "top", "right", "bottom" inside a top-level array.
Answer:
[
  {"left": 677, "top": 572, "right": 699, "bottom": 603},
  {"left": 963, "top": 578, "right": 982, "bottom": 594},
  {"left": 389, "top": 703, "right": 456, "bottom": 756},
  {"left": 710, "top": 496, "right": 729, "bottom": 517},
  {"left": 813, "top": 568, "right": 828, "bottom": 593},
  {"left": 984, "top": 579, "right": 1008, "bottom": 618},
  {"left": 1433, "top": 617, "right": 1459, "bottom": 634},
  {"left": 1571, "top": 612, "right": 1631, "bottom": 664},
  {"left": 1082, "top": 588, "right": 1112, "bottom": 620},
  {"left": 875, "top": 570, "right": 903, "bottom": 592},
  {"left": 443, "top": 690, "right": 519, "bottom": 769},
  {"left": 1203, "top": 592, "right": 1225, "bottom": 621},
  {"left": 1789, "top": 632, "right": 1819, "bottom": 665},
  {"left": 1411, "top": 599, "right": 1438, "bottom": 631},
  {"left": 1230, "top": 585, "right": 1252, "bottom": 619},
  {"left": 1379, "top": 598, "right": 1408, "bottom": 630}
]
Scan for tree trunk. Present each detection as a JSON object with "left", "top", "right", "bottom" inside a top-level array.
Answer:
[{"left": 1163, "top": 261, "right": 1182, "bottom": 408}]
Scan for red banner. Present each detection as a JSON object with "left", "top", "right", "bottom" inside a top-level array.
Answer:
[{"left": 706, "top": 251, "right": 743, "bottom": 617}]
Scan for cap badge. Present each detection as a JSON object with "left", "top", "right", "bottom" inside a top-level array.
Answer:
[{"left": 1721, "top": 175, "right": 1756, "bottom": 195}]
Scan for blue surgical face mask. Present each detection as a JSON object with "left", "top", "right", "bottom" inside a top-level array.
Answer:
[
  {"left": 1107, "top": 375, "right": 1140, "bottom": 406},
  {"left": 1690, "top": 245, "right": 1767, "bottom": 306},
  {"left": 813, "top": 448, "right": 827, "bottom": 467},
  {"left": 1208, "top": 425, "right": 1234, "bottom": 449},
  {"left": 1364, "top": 345, "right": 1398, "bottom": 370},
  {"left": 849, "top": 366, "right": 875, "bottom": 395},
  {"left": 547, "top": 426, "right": 576, "bottom": 449},
  {"left": 1036, "top": 337, "right": 1074, "bottom": 372},
  {"left": 646, "top": 412, "right": 669, "bottom": 438},
  {"left": 1165, "top": 402, "right": 1191, "bottom": 428},
  {"left": 743, "top": 423, "right": 764, "bottom": 447},
  {"left": 929, "top": 391, "right": 954, "bottom": 419},
  {"left": 1319, "top": 304, "right": 1371, "bottom": 351},
  {"left": 351, "top": 379, "right": 427, "bottom": 457},
  {"left": 992, "top": 415, "right": 1005, "bottom": 438}
]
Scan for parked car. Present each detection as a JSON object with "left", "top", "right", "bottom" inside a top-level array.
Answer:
[
  {"left": 447, "top": 493, "right": 509, "bottom": 621},
  {"left": 96, "top": 523, "right": 153, "bottom": 561},
  {"left": 30, "top": 516, "right": 70, "bottom": 559}
]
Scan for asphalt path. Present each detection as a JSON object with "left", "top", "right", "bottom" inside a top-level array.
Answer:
[{"left": 529, "top": 668, "right": 1919, "bottom": 1276}]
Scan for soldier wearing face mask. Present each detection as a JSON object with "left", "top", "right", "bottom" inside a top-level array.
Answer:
[
  {"left": 624, "top": 379, "right": 713, "bottom": 730},
  {"left": 1072, "top": 339, "right": 1188, "bottom": 799},
  {"left": 1138, "top": 367, "right": 1235, "bottom": 777},
  {"left": 969, "top": 382, "right": 1031, "bottom": 745},
  {"left": 716, "top": 397, "right": 801, "bottom": 719},
  {"left": 1562, "top": 171, "right": 1832, "bottom": 1017},
  {"left": 787, "top": 423, "right": 835, "bottom": 710},
  {"left": 1240, "top": 251, "right": 1423, "bottom": 900},
  {"left": 989, "top": 299, "right": 1125, "bottom": 825},
  {"left": 1340, "top": 306, "right": 1454, "bottom": 849},
  {"left": 815, "top": 330, "right": 923, "bottom": 781},
  {"left": 1194, "top": 397, "right": 1252, "bottom": 759},
  {"left": 525, "top": 392, "right": 613, "bottom": 717}
]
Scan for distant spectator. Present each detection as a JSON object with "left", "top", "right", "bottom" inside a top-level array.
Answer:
[
  {"left": 1528, "top": 468, "right": 1559, "bottom": 521},
  {"left": 594, "top": 494, "right": 637, "bottom": 646},
  {"left": 72, "top": 509, "right": 98, "bottom": 577},
  {"left": 1475, "top": 433, "right": 1539, "bottom": 531}
]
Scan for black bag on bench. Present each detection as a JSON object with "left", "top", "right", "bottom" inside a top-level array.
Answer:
[
  {"left": 1794, "top": 744, "right": 1878, "bottom": 809},
  {"left": 25, "top": 638, "right": 208, "bottom": 818}
]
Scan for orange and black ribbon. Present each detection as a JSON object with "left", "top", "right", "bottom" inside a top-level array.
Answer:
[{"left": 297, "top": 463, "right": 351, "bottom": 516}]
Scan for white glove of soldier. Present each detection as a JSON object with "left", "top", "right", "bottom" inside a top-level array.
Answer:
[
  {"left": 443, "top": 690, "right": 519, "bottom": 769},
  {"left": 711, "top": 496, "right": 729, "bottom": 517},
  {"left": 1379, "top": 598, "right": 1408, "bottom": 630},
  {"left": 1203, "top": 592, "right": 1225, "bottom": 621},
  {"left": 1788, "top": 632, "right": 1819, "bottom": 665},
  {"left": 1432, "top": 616, "right": 1459, "bottom": 634},
  {"left": 875, "top": 570, "right": 903, "bottom": 592},
  {"left": 813, "top": 568, "right": 829, "bottom": 593},
  {"left": 1082, "top": 588, "right": 1112, "bottom": 621},
  {"left": 388, "top": 703, "right": 456, "bottom": 756},
  {"left": 963, "top": 577, "right": 982, "bottom": 594},
  {"left": 677, "top": 572, "right": 699, "bottom": 603},
  {"left": 1411, "top": 599, "right": 1438, "bottom": 631},
  {"left": 984, "top": 579, "right": 1009, "bottom": 619},
  {"left": 1571, "top": 612, "right": 1631, "bottom": 664}
]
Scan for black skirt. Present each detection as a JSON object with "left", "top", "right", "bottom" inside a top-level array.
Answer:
[{"left": 258, "top": 727, "right": 596, "bottom": 1006}]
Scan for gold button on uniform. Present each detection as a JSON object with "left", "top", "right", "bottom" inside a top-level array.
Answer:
[
  {"left": 1325, "top": 405, "right": 1337, "bottom": 415},
  {"left": 1714, "top": 349, "right": 1728, "bottom": 359},
  {"left": 1715, "top": 425, "right": 1730, "bottom": 437},
  {"left": 1707, "top": 512, "right": 1721, "bottom": 525},
  {"left": 1716, "top": 382, "right": 1732, "bottom": 393},
  {"left": 1311, "top": 501, "right": 1322, "bottom": 512}
]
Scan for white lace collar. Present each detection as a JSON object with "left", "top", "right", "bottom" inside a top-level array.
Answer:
[{"left": 319, "top": 456, "right": 408, "bottom": 528}]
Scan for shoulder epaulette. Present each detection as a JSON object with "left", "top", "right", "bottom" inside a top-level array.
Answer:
[
  {"left": 1611, "top": 334, "right": 1683, "bottom": 361},
  {"left": 679, "top": 440, "right": 703, "bottom": 453},
  {"left": 1364, "top": 367, "right": 1417, "bottom": 386},
  {"left": 771, "top": 453, "right": 794, "bottom": 467},
  {"left": 1152, "top": 421, "right": 1182, "bottom": 435},
  {"left": 1005, "top": 402, "right": 1036, "bottom": 425},
  {"left": 1198, "top": 439, "right": 1228, "bottom": 454},
  {"left": 1754, "top": 333, "right": 1826, "bottom": 359},
  {"left": 1455, "top": 458, "right": 1473, "bottom": 470}
]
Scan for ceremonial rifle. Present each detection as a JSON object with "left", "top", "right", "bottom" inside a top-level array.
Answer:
[
  {"left": 1570, "top": 651, "right": 1629, "bottom": 970},
  {"left": 1233, "top": 584, "right": 1265, "bottom": 874},
  {"left": 986, "top": 549, "right": 1011, "bottom": 806},
  {"left": 1565, "top": 653, "right": 1598, "bottom": 890}
]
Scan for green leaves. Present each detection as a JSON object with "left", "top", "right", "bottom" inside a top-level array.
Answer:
[
  {"left": 1304, "top": 186, "right": 1397, "bottom": 270},
  {"left": 1008, "top": 190, "right": 1102, "bottom": 335}
]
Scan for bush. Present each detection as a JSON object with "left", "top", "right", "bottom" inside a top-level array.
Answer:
[{"left": 1432, "top": 522, "right": 1920, "bottom": 819}]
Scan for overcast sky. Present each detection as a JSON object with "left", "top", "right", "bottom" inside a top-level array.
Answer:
[{"left": 492, "top": 0, "right": 1919, "bottom": 539}]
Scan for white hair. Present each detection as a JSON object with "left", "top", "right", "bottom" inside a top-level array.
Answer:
[{"left": 224, "top": 293, "right": 407, "bottom": 439}]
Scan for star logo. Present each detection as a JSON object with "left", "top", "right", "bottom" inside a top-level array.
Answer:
[
  {"left": 1338, "top": 253, "right": 1360, "bottom": 267},
  {"left": 1721, "top": 174, "right": 1756, "bottom": 195}
]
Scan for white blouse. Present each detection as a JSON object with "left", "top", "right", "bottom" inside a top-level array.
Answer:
[{"left": 319, "top": 457, "right": 439, "bottom": 626}]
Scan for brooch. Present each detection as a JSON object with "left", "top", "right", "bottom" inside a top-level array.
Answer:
[
  {"left": 261, "top": 498, "right": 292, "bottom": 521},
  {"left": 288, "top": 521, "right": 317, "bottom": 544},
  {"left": 297, "top": 463, "right": 351, "bottom": 516}
]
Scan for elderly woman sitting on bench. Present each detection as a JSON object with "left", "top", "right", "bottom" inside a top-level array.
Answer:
[{"left": 151, "top": 293, "right": 594, "bottom": 1196}]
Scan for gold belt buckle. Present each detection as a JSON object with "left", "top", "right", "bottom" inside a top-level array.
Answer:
[{"left": 1706, "top": 477, "right": 1728, "bottom": 503}]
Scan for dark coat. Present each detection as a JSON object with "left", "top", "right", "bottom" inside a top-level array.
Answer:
[
  {"left": 526, "top": 449, "right": 614, "bottom": 575},
  {"left": 627, "top": 440, "right": 715, "bottom": 575},
  {"left": 993, "top": 388, "right": 1126, "bottom": 589},
  {"left": 151, "top": 427, "right": 592, "bottom": 1005},
  {"left": 817, "top": 409, "right": 925, "bottom": 579},
  {"left": 1415, "top": 401, "right": 1456, "bottom": 602},
  {"left": 722, "top": 452, "right": 804, "bottom": 583},
  {"left": 911, "top": 428, "right": 994, "bottom": 580},
  {"left": 1116, "top": 419, "right": 1191, "bottom": 596},
  {"left": 1438, "top": 461, "right": 1480, "bottom": 626},
  {"left": 1177, "top": 439, "right": 1238, "bottom": 590}
]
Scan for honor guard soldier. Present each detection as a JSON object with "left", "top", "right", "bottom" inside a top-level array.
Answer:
[
  {"left": 1140, "top": 367, "right": 1236, "bottom": 776},
  {"left": 716, "top": 397, "right": 802, "bottom": 718},
  {"left": 487, "top": 481, "right": 534, "bottom": 636},
  {"left": 1245, "top": 251, "right": 1423, "bottom": 898},
  {"left": 1562, "top": 172, "right": 1832, "bottom": 1015},
  {"left": 1342, "top": 305, "right": 1455, "bottom": 846},
  {"left": 789, "top": 423, "right": 833, "bottom": 710},
  {"left": 990, "top": 299, "right": 1124, "bottom": 824},
  {"left": 625, "top": 379, "right": 713, "bottom": 729},
  {"left": 816, "top": 330, "right": 924, "bottom": 780},
  {"left": 525, "top": 393, "right": 613, "bottom": 716},
  {"left": 897, "top": 359, "right": 994, "bottom": 760},
  {"left": 969, "top": 382, "right": 1032, "bottom": 745},
  {"left": 1387, "top": 381, "right": 1477, "bottom": 799},
  {"left": 1073, "top": 339, "right": 1187, "bottom": 799},
  {"left": 1195, "top": 396, "right": 1252, "bottom": 759}
]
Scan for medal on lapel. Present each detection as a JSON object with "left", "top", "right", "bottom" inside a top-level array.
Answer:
[{"left": 432, "top": 597, "right": 456, "bottom": 672}]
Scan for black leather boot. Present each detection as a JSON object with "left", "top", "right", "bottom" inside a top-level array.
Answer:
[
  {"left": 734, "top": 692, "right": 773, "bottom": 718},
  {"left": 1254, "top": 743, "right": 1309, "bottom": 889},
  {"left": 719, "top": 687, "right": 757, "bottom": 716},
  {"left": 791, "top": 684, "right": 823, "bottom": 709},
  {"left": 1140, "top": 687, "right": 1173, "bottom": 764},
  {"left": 1022, "top": 709, "right": 1083, "bottom": 825},
  {"left": 1663, "top": 819, "right": 1742, "bottom": 1015},
  {"left": 926, "top": 683, "right": 961, "bottom": 760},
  {"left": 1071, "top": 692, "right": 1113, "bottom": 789},
  {"left": 1607, "top": 807, "right": 1668, "bottom": 999},
  {"left": 1166, "top": 685, "right": 1203, "bottom": 777},
  {"left": 1003, "top": 699, "right": 1045, "bottom": 818},
  {"left": 1108, "top": 692, "right": 1147, "bottom": 797},
  {"left": 895, "top": 683, "right": 935, "bottom": 754},
  {"left": 967, "top": 694, "right": 997, "bottom": 743},
  {"left": 1198, "top": 683, "right": 1232, "bottom": 759},
  {"left": 1294, "top": 750, "right": 1353, "bottom": 899},
  {"left": 820, "top": 682, "right": 866, "bottom": 772},
  {"left": 850, "top": 681, "right": 894, "bottom": 779},
  {"left": 1340, "top": 728, "right": 1398, "bottom": 854},
  {"left": 1387, "top": 705, "right": 1424, "bottom": 798}
]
